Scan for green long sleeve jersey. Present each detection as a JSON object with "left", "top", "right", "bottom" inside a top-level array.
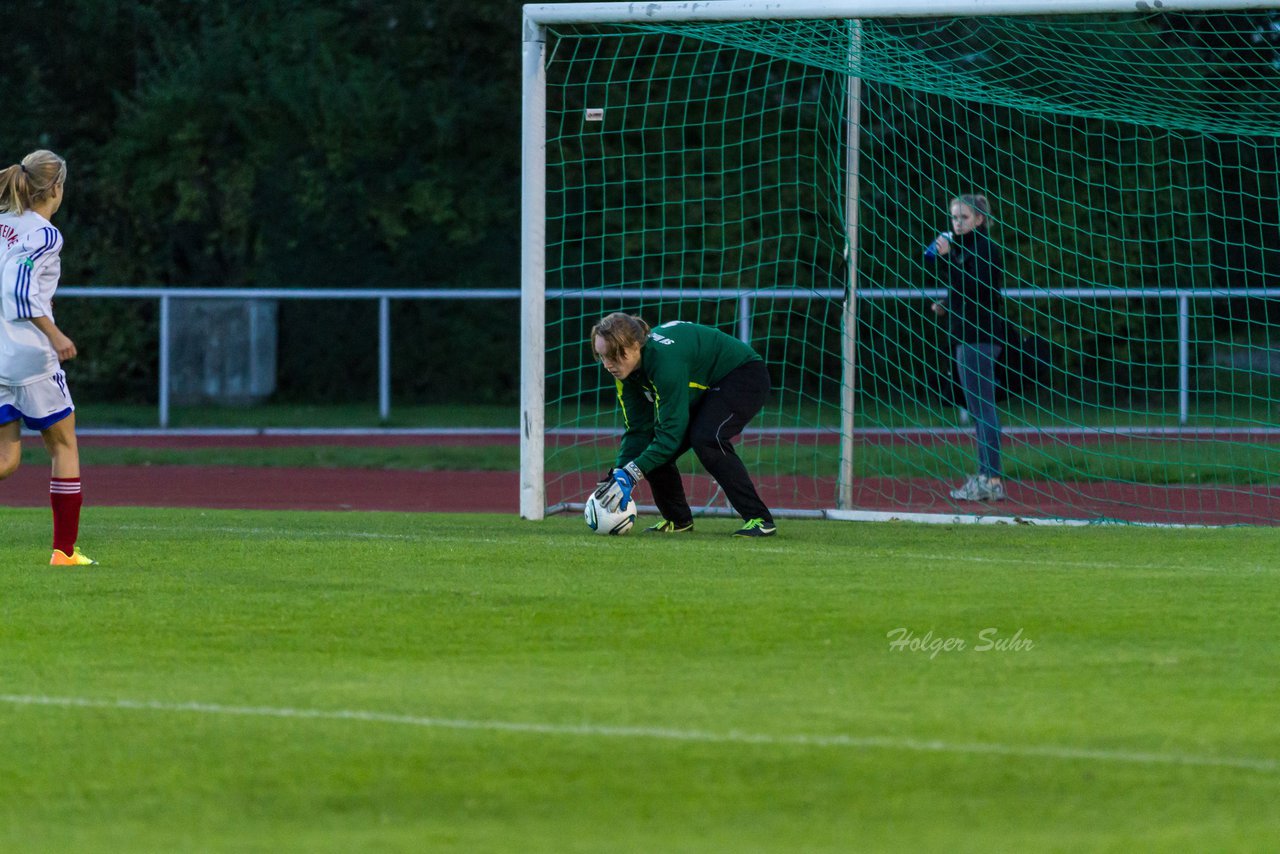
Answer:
[{"left": 614, "top": 320, "right": 762, "bottom": 475}]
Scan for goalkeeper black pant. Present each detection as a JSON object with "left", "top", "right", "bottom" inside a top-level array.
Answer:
[{"left": 645, "top": 360, "right": 774, "bottom": 526}]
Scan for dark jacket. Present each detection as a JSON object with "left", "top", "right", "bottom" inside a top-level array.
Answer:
[{"left": 930, "top": 228, "right": 1006, "bottom": 346}]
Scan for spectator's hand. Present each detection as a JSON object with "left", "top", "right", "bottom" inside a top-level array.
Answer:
[{"left": 931, "top": 302, "right": 946, "bottom": 316}]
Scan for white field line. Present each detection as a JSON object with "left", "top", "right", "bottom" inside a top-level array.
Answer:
[
  {"left": 113, "top": 523, "right": 423, "bottom": 541},
  {"left": 0, "top": 693, "right": 1273, "bottom": 774},
  {"left": 103, "top": 524, "right": 1270, "bottom": 574},
  {"left": 106, "top": 524, "right": 1265, "bottom": 574}
]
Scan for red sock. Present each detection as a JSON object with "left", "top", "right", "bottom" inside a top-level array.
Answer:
[{"left": 50, "top": 477, "right": 83, "bottom": 554}]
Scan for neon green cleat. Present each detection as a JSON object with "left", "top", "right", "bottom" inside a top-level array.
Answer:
[
  {"left": 732, "top": 519, "right": 777, "bottom": 538},
  {"left": 643, "top": 519, "right": 694, "bottom": 534}
]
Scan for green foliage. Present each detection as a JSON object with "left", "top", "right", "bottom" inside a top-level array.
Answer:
[
  {"left": 77, "top": 0, "right": 520, "bottom": 288},
  {"left": 0, "top": 0, "right": 521, "bottom": 403},
  {"left": 53, "top": 299, "right": 159, "bottom": 403}
]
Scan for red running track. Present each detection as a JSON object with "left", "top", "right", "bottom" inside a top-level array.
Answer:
[
  {"left": 0, "top": 465, "right": 520, "bottom": 513},
  {"left": 2, "top": 434, "right": 1275, "bottom": 524},
  {"left": 3, "top": 464, "right": 1276, "bottom": 524}
]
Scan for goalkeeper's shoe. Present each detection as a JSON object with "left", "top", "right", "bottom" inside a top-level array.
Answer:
[
  {"left": 732, "top": 519, "right": 777, "bottom": 538},
  {"left": 51, "top": 546, "right": 97, "bottom": 566},
  {"left": 643, "top": 519, "right": 694, "bottom": 534}
]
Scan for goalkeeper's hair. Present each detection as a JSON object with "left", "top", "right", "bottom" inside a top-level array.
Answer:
[{"left": 590, "top": 312, "right": 651, "bottom": 362}]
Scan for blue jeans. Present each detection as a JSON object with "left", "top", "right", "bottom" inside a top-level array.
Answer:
[{"left": 955, "top": 343, "right": 1003, "bottom": 478}]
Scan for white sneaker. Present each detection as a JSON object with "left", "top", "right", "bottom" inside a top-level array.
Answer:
[
  {"left": 950, "top": 475, "right": 981, "bottom": 500},
  {"left": 950, "top": 475, "right": 1006, "bottom": 501},
  {"left": 984, "top": 477, "right": 1007, "bottom": 501}
]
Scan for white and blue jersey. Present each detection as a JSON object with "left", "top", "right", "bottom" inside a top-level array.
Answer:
[{"left": 0, "top": 209, "right": 63, "bottom": 385}]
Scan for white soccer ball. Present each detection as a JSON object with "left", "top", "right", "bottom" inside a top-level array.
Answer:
[{"left": 584, "top": 492, "right": 637, "bottom": 536}]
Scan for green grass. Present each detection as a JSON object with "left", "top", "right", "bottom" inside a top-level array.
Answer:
[
  {"left": 80, "top": 397, "right": 1280, "bottom": 431},
  {"left": 78, "top": 403, "right": 521, "bottom": 429},
  {"left": 34, "top": 438, "right": 1280, "bottom": 485},
  {"left": 61, "top": 444, "right": 523, "bottom": 471},
  {"left": 2, "top": 508, "right": 1278, "bottom": 852}
]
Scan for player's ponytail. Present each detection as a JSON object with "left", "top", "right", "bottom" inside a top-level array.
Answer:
[{"left": 0, "top": 150, "right": 67, "bottom": 215}]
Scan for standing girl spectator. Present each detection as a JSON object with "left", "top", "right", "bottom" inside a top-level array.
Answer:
[
  {"left": 0, "top": 149, "right": 96, "bottom": 564},
  {"left": 926, "top": 193, "right": 1008, "bottom": 502}
]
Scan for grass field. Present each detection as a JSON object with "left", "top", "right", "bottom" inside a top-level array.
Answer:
[
  {"left": 3, "top": 508, "right": 1278, "bottom": 852},
  {"left": 25, "top": 438, "right": 1280, "bottom": 486},
  {"left": 77, "top": 397, "right": 1280, "bottom": 431},
  {"left": 76, "top": 403, "right": 524, "bottom": 429}
]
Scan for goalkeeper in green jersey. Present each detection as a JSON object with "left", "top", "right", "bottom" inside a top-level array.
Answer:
[{"left": 590, "top": 312, "right": 776, "bottom": 537}]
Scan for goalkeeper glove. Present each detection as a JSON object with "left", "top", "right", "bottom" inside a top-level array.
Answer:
[{"left": 596, "top": 463, "right": 643, "bottom": 512}]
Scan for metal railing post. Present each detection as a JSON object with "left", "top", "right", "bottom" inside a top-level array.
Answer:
[
  {"left": 158, "top": 293, "right": 171, "bottom": 428},
  {"left": 1178, "top": 295, "right": 1191, "bottom": 425},
  {"left": 378, "top": 296, "right": 391, "bottom": 422}
]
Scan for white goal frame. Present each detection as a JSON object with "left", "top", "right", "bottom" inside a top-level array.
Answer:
[{"left": 520, "top": 0, "right": 1274, "bottom": 520}]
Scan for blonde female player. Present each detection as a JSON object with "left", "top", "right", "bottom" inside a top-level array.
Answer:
[{"left": 0, "top": 149, "right": 96, "bottom": 565}]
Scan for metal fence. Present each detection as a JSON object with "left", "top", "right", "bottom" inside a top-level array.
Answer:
[{"left": 59, "top": 285, "right": 1279, "bottom": 427}]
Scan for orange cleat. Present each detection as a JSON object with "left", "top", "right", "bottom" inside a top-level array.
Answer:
[{"left": 50, "top": 547, "right": 97, "bottom": 566}]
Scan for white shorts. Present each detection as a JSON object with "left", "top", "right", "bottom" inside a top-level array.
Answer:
[{"left": 0, "top": 371, "right": 75, "bottom": 431}]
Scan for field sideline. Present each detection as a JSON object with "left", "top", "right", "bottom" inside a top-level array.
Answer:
[{"left": 2, "top": 507, "right": 1278, "bottom": 852}]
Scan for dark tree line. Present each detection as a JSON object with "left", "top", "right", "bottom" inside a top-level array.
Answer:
[
  {"left": 4, "top": 4, "right": 1277, "bottom": 408},
  {"left": 6, "top": 0, "right": 520, "bottom": 288},
  {"left": 2, "top": 0, "right": 523, "bottom": 403}
]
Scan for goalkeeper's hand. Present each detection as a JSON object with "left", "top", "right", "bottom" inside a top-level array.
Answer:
[{"left": 595, "top": 464, "right": 642, "bottom": 512}]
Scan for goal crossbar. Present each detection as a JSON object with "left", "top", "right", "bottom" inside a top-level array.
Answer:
[{"left": 523, "top": 0, "right": 1276, "bottom": 26}]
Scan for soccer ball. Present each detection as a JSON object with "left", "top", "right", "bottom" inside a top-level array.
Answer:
[{"left": 584, "top": 492, "right": 636, "bottom": 536}]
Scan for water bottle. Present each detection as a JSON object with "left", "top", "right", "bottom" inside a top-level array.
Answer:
[{"left": 923, "top": 230, "right": 953, "bottom": 259}]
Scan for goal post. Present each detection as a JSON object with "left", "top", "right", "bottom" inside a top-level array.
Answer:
[
  {"left": 522, "top": 0, "right": 1280, "bottom": 526},
  {"left": 520, "top": 14, "right": 548, "bottom": 520}
]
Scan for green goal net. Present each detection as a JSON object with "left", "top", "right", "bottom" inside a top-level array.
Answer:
[{"left": 524, "top": 5, "right": 1280, "bottom": 526}]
